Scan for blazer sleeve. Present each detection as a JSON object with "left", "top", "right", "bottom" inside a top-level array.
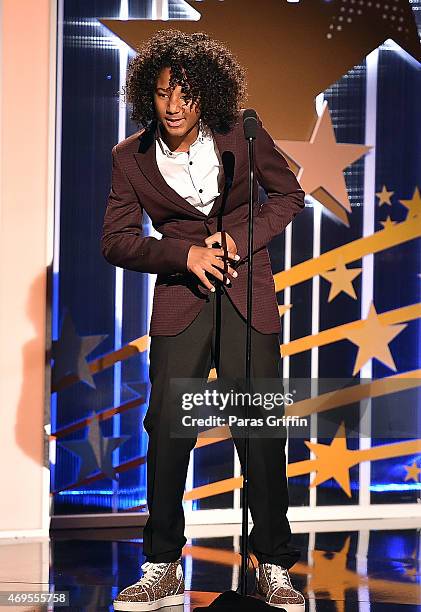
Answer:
[
  {"left": 227, "top": 117, "right": 305, "bottom": 262},
  {"left": 101, "top": 145, "right": 193, "bottom": 274}
]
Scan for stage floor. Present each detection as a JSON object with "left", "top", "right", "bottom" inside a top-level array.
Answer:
[{"left": 0, "top": 518, "right": 420, "bottom": 611}]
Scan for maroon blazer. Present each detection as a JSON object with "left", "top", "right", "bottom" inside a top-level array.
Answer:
[{"left": 101, "top": 113, "right": 305, "bottom": 336}]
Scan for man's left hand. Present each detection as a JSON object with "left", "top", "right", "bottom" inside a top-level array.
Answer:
[{"left": 204, "top": 231, "right": 238, "bottom": 259}]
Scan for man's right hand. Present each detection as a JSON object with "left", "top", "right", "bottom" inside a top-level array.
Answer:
[{"left": 187, "top": 246, "right": 239, "bottom": 291}]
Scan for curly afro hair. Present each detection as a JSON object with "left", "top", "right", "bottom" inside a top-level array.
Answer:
[{"left": 124, "top": 29, "right": 247, "bottom": 134}]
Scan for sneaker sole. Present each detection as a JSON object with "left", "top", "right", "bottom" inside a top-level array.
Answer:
[
  {"left": 265, "top": 602, "right": 305, "bottom": 611},
  {"left": 256, "top": 593, "right": 305, "bottom": 611},
  {"left": 113, "top": 593, "right": 184, "bottom": 611}
]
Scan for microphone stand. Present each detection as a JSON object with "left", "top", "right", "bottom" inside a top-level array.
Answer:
[
  {"left": 239, "top": 128, "right": 255, "bottom": 596},
  {"left": 194, "top": 111, "right": 283, "bottom": 610}
]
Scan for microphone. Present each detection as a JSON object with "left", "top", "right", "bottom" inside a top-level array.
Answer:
[{"left": 243, "top": 108, "right": 258, "bottom": 140}]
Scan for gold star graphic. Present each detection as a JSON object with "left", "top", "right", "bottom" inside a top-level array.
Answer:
[
  {"left": 404, "top": 460, "right": 421, "bottom": 483},
  {"left": 376, "top": 185, "right": 394, "bottom": 207},
  {"left": 305, "top": 422, "right": 355, "bottom": 496},
  {"left": 308, "top": 537, "right": 353, "bottom": 606},
  {"left": 278, "top": 303, "right": 292, "bottom": 318},
  {"left": 400, "top": 187, "right": 421, "bottom": 221},
  {"left": 319, "top": 254, "right": 362, "bottom": 302},
  {"left": 344, "top": 302, "right": 407, "bottom": 376},
  {"left": 276, "top": 101, "right": 370, "bottom": 225},
  {"left": 101, "top": 0, "right": 420, "bottom": 143},
  {"left": 403, "top": 548, "right": 421, "bottom": 581},
  {"left": 379, "top": 215, "right": 397, "bottom": 230}
]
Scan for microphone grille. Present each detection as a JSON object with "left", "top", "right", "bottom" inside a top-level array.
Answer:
[{"left": 243, "top": 108, "right": 258, "bottom": 140}]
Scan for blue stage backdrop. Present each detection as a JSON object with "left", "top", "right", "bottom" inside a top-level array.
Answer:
[{"left": 51, "top": 0, "right": 421, "bottom": 518}]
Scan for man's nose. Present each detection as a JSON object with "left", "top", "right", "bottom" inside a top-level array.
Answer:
[{"left": 167, "top": 94, "right": 183, "bottom": 114}]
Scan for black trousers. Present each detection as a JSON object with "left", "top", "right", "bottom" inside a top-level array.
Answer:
[{"left": 142, "top": 286, "right": 301, "bottom": 569}]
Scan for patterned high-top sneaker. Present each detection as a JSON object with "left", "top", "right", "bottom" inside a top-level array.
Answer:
[
  {"left": 113, "top": 557, "right": 184, "bottom": 611},
  {"left": 255, "top": 563, "right": 305, "bottom": 611}
]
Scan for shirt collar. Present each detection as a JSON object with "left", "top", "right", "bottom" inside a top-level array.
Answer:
[{"left": 156, "top": 119, "right": 210, "bottom": 158}]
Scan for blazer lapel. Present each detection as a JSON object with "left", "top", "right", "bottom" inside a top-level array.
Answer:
[
  {"left": 133, "top": 121, "right": 207, "bottom": 218},
  {"left": 133, "top": 120, "right": 238, "bottom": 220},
  {"left": 208, "top": 129, "right": 238, "bottom": 218}
]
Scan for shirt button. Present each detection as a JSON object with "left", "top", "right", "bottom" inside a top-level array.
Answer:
[
  {"left": 189, "top": 161, "right": 193, "bottom": 165},
  {"left": 199, "top": 189, "right": 203, "bottom": 193}
]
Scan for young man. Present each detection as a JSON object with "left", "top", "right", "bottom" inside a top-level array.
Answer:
[{"left": 102, "top": 30, "right": 306, "bottom": 611}]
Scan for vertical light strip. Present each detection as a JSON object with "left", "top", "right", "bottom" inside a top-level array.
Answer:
[
  {"left": 233, "top": 446, "right": 241, "bottom": 511},
  {"left": 282, "top": 223, "right": 292, "bottom": 471},
  {"left": 184, "top": 551, "right": 193, "bottom": 591},
  {"left": 51, "top": 0, "right": 65, "bottom": 487},
  {"left": 231, "top": 534, "right": 240, "bottom": 590},
  {"left": 112, "top": 0, "right": 129, "bottom": 512},
  {"left": 356, "top": 529, "right": 370, "bottom": 611},
  {"left": 308, "top": 93, "right": 324, "bottom": 512},
  {"left": 309, "top": 195, "right": 322, "bottom": 511},
  {"left": 282, "top": 225, "right": 293, "bottom": 379},
  {"left": 307, "top": 530, "right": 316, "bottom": 612},
  {"left": 152, "top": 0, "right": 169, "bottom": 20},
  {"left": 360, "top": 49, "right": 378, "bottom": 508}
]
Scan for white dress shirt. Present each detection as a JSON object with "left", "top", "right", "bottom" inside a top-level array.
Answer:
[{"left": 155, "top": 120, "right": 222, "bottom": 216}]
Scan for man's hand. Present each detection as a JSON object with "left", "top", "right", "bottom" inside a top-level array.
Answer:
[
  {"left": 204, "top": 231, "right": 238, "bottom": 256},
  {"left": 187, "top": 244, "right": 239, "bottom": 292}
]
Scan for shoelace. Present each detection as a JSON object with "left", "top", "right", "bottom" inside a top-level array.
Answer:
[
  {"left": 268, "top": 564, "right": 292, "bottom": 589},
  {"left": 136, "top": 561, "right": 169, "bottom": 587}
]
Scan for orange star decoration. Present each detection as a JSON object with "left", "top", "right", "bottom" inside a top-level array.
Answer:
[
  {"left": 278, "top": 303, "right": 292, "bottom": 318},
  {"left": 344, "top": 302, "right": 407, "bottom": 376},
  {"left": 379, "top": 215, "right": 397, "bottom": 230},
  {"left": 101, "top": 0, "right": 420, "bottom": 142},
  {"left": 376, "top": 185, "right": 394, "bottom": 207},
  {"left": 319, "top": 254, "right": 362, "bottom": 302},
  {"left": 305, "top": 422, "right": 355, "bottom": 496},
  {"left": 308, "top": 537, "right": 353, "bottom": 606},
  {"left": 403, "top": 548, "right": 421, "bottom": 581},
  {"left": 404, "top": 460, "right": 421, "bottom": 483},
  {"left": 276, "top": 101, "right": 370, "bottom": 226},
  {"left": 399, "top": 187, "right": 421, "bottom": 221}
]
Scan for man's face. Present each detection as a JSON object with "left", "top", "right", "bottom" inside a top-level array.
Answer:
[{"left": 153, "top": 66, "right": 201, "bottom": 138}]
